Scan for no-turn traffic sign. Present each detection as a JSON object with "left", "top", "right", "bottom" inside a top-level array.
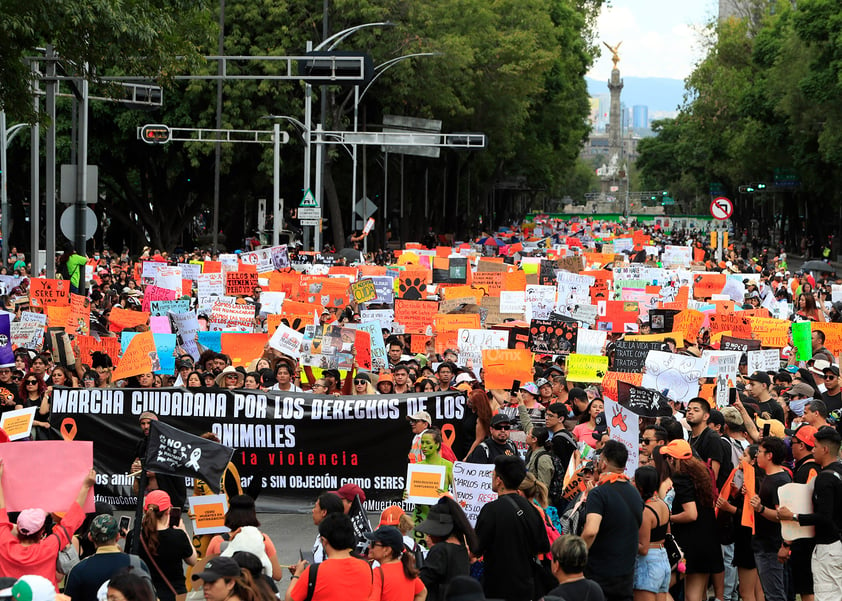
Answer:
[{"left": 710, "top": 197, "right": 733, "bottom": 220}]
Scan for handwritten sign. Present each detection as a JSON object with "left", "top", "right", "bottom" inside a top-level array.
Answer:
[
  {"left": 747, "top": 349, "right": 780, "bottom": 374},
  {"left": 748, "top": 317, "right": 790, "bottom": 348},
  {"left": 394, "top": 299, "right": 438, "bottom": 335},
  {"left": 350, "top": 279, "right": 377, "bottom": 304},
  {"left": 225, "top": 271, "right": 258, "bottom": 296},
  {"left": 613, "top": 340, "right": 661, "bottom": 372},
  {"left": 566, "top": 353, "right": 609, "bottom": 383},
  {"left": 642, "top": 351, "right": 702, "bottom": 404},
  {"left": 452, "top": 462, "right": 497, "bottom": 526},
  {"left": 604, "top": 398, "right": 640, "bottom": 477},
  {"left": 29, "top": 278, "right": 70, "bottom": 307},
  {"left": 0, "top": 406, "right": 36, "bottom": 441}
]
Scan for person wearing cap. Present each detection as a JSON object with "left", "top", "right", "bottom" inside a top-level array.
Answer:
[
  {"left": 130, "top": 412, "right": 187, "bottom": 511},
  {"left": 64, "top": 515, "right": 152, "bottom": 601},
  {"left": 376, "top": 373, "right": 395, "bottom": 395},
  {"left": 350, "top": 372, "right": 375, "bottom": 395},
  {"left": 474, "top": 455, "right": 550, "bottom": 601},
  {"left": 820, "top": 364, "right": 842, "bottom": 412},
  {"left": 465, "top": 414, "right": 517, "bottom": 464},
  {"left": 780, "top": 424, "right": 820, "bottom": 601},
  {"left": 131, "top": 489, "right": 196, "bottom": 601},
  {"left": 286, "top": 513, "right": 373, "bottom": 601},
  {"left": 331, "top": 483, "right": 367, "bottom": 516},
  {"left": 414, "top": 498, "right": 477, "bottom": 601},
  {"left": 215, "top": 366, "right": 245, "bottom": 390},
  {"left": 0, "top": 460, "right": 96, "bottom": 587},
  {"left": 778, "top": 427, "right": 842, "bottom": 600},
  {"left": 407, "top": 410, "right": 433, "bottom": 463},
  {"left": 365, "top": 526, "right": 425, "bottom": 601},
  {"left": 784, "top": 381, "right": 817, "bottom": 420},
  {"left": 658, "top": 439, "right": 725, "bottom": 601},
  {"left": 580, "top": 440, "right": 643, "bottom": 601},
  {"left": 393, "top": 364, "right": 413, "bottom": 394},
  {"left": 536, "top": 377, "right": 556, "bottom": 406},
  {"left": 746, "top": 371, "right": 785, "bottom": 422},
  {"left": 192, "top": 556, "right": 264, "bottom": 601},
  {"left": 748, "top": 436, "right": 791, "bottom": 601}
]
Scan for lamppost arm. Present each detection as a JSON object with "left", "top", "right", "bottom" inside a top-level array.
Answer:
[
  {"left": 359, "top": 52, "right": 442, "bottom": 103},
  {"left": 314, "top": 21, "right": 395, "bottom": 52}
]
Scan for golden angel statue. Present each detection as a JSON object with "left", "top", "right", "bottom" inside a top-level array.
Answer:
[{"left": 603, "top": 41, "right": 622, "bottom": 68}]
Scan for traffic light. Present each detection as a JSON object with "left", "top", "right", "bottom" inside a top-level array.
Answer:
[
  {"left": 756, "top": 183, "right": 766, "bottom": 190},
  {"left": 140, "top": 124, "right": 171, "bottom": 144}
]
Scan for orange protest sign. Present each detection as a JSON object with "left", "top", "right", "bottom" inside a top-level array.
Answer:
[
  {"left": 358, "top": 265, "right": 387, "bottom": 277},
  {"left": 190, "top": 497, "right": 228, "bottom": 533},
  {"left": 202, "top": 261, "right": 222, "bottom": 273},
  {"left": 267, "top": 313, "right": 312, "bottom": 335},
  {"left": 75, "top": 335, "right": 122, "bottom": 368},
  {"left": 692, "top": 273, "right": 726, "bottom": 300},
  {"left": 328, "top": 266, "right": 358, "bottom": 277},
  {"left": 601, "top": 371, "right": 643, "bottom": 400},
  {"left": 108, "top": 307, "right": 150, "bottom": 333},
  {"left": 304, "top": 278, "right": 349, "bottom": 308},
  {"left": 45, "top": 305, "right": 71, "bottom": 328},
  {"left": 221, "top": 333, "right": 268, "bottom": 367},
  {"left": 396, "top": 269, "right": 432, "bottom": 299},
  {"left": 747, "top": 317, "right": 789, "bottom": 348},
  {"left": 820, "top": 322, "right": 842, "bottom": 354},
  {"left": 66, "top": 294, "right": 90, "bottom": 335},
  {"left": 442, "top": 285, "right": 483, "bottom": 304},
  {"left": 712, "top": 300, "right": 736, "bottom": 313},
  {"left": 282, "top": 299, "right": 323, "bottom": 316},
  {"left": 482, "top": 348, "right": 533, "bottom": 389},
  {"left": 225, "top": 271, "right": 258, "bottom": 296},
  {"left": 265, "top": 271, "right": 300, "bottom": 295},
  {"left": 394, "top": 299, "right": 438, "bottom": 334},
  {"left": 410, "top": 335, "right": 432, "bottom": 354},
  {"left": 472, "top": 271, "right": 503, "bottom": 297},
  {"left": 502, "top": 270, "right": 527, "bottom": 292},
  {"left": 673, "top": 309, "right": 705, "bottom": 342},
  {"left": 434, "top": 313, "right": 481, "bottom": 333},
  {"left": 709, "top": 313, "right": 752, "bottom": 338},
  {"left": 29, "top": 279, "right": 70, "bottom": 308},
  {"left": 111, "top": 331, "right": 154, "bottom": 381}
]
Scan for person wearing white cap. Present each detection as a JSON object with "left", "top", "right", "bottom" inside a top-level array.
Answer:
[{"left": 407, "top": 410, "right": 433, "bottom": 463}]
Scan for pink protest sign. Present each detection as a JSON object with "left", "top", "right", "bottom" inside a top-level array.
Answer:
[{"left": 0, "top": 440, "right": 95, "bottom": 512}]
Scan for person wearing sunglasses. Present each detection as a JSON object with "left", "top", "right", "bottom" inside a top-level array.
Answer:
[
  {"left": 464, "top": 414, "right": 517, "bottom": 464},
  {"left": 820, "top": 364, "right": 841, "bottom": 412},
  {"left": 19, "top": 371, "right": 51, "bottom": 440},
  {"left": 352, "top": 373, "right": 376, "bottom": 395}
]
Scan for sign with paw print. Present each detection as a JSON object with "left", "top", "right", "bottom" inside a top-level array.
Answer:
[{"left": 566, "top": 353, "right": 608, "bottom": 384}]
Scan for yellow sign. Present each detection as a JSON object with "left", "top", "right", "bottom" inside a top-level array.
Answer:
[
  {"left": 350, "top": 278, "right": 377, "bottom": 304},
  {"left": 566, "top": 353, "right": 609, "bottom": 383}
]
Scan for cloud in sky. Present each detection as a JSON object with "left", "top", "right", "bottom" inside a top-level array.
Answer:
[{"left": 586, "top": 0, "right": 717, "bottom": 81}]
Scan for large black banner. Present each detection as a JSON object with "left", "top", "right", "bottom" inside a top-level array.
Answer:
[{"left": 51, "top": 387, "right": 467, "bottom": 513}]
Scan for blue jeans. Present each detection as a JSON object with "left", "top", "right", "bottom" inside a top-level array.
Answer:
[
  {"left": 721, "top": 543, "right": 738, "bottom": 601},
  {"left": 754, "top": 550, "right": 786, "bottom": 601}
]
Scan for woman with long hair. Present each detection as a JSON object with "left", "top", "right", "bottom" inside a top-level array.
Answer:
[
  {"left": 49, "top": 365, "right": 75, "bottom": 388},
  {"left": 415, "top": 497, "right": 479, "bottom": 601},
  {"left": 204, "top": 494, "right": 284, "bottom": 581},
  {"left": 461, "top": 389, "right": 493, "bottom": 460},
  {"left": 573, "top": 398, "right": 604, "bottom": 446},
  {"left": 659, "top": 440, "right": 724, "bottom": 601},
  {"left": 414, "top": 378, "right": 437, "bottom": 393},
  {"left": 352, "top": 372, "right": 377, "bottom": 395},
  {"left": 192, "top": 556, "right": 266, "bottom": 601},
  {"left": 185, "top": 370, "right": 204, "bottom": 389},
  {"left": 525, "top": 427, "right": 555, "bottom": 489},
  {"left": 19, "top": 371, "right": 51, "bottom": 439},
  {"left": 365, "top": 526, "right": 426, "bottom": 601},
  {"left": 714, "top": 444, "right": 764, "bottom": 601},
  {"left": 633, "top": 466, "right": 672, "bottom": 601},
  {"left": 794, "top": 292, "right": 824, "bottom": 322},
  {"left": 136, "top": 490, "right": 197, "bottom": 601}
]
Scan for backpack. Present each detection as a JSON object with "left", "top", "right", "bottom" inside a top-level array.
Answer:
[
  {"left": 403, "top": 540, "right": 425, "bottom": 570},
  {"left": 53, "top": 525, "right": 80, "bottom": 575},
  {"left": 546, "top": 433, "right": 576, "bottom": 507}
]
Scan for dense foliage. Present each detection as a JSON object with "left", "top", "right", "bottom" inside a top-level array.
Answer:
[{"left": 3, "top": 0, "right": 604, "bottom": 251}]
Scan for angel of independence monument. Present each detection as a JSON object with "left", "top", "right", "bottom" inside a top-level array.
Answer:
[{"left": 597, "top": 41, "right": 628, "bottom": 206}]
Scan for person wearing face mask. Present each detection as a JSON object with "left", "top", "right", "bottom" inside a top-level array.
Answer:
[{"left": 783, "top": 381, "right": 815, "bottom": 424}]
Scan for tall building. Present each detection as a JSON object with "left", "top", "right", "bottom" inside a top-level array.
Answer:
[{"left": 632, "top": 105, "right": 648, "bottom": 130}]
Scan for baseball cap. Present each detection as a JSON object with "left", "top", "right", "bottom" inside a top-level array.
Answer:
[
  {"left": 720, "top": 406, "right": 743, "bottom": 427},
  {"left": 784, "top": 382, "right": 815, "bottom": 398},
  {"left": 15, "top": 508, "right": 47, "bottom": 536},
  {"left": 332, "top": 483, "right": 366, "bottom": 503},
  {"left": 490, "top": 414, "right": 511, "bottom": 427},
  {"left": 535, "top": 377, "right": 551, "bottom": 388},
  {"left": 89, "top": 514, "right": 120, "bottom": 543},
  {"left": 363, "top": 526, "right": 403, "bottom": 550},
  {"left": 824, "top": 365, "right": 840, "bottom": 377},
  {"left": 454, "top": 373, "right": 474, "bottom": 385},
  {"left": 785, "top": 423, "right": 817, "bottom": 447},
  {"left": 659, "top": 439, "right": 693, "bottom": 460},
  {"left": 756, "top": 417, "right": 786, "bottom": 438},
  {"left": 378, "top": 504, "right": 405, "bottom": 527},
  {"left": 521, "top": 382, "right": 539, "bottom": 395},
  {"left": 191, "top": 557, "right": 241, "bottom": 582},
  {"left": 2, "top": 576, "right": 56, "bottom": 601},
  {"left": 407, "top": 410, "right": 432, "bottom": 424},
  {"left": 747, "top": 371, "right": 771, "bottom": 386},
  {"left": 143, "top": 490, "right": 172, "bottom": 512}
]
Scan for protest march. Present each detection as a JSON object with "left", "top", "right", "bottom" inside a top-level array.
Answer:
[{"left": 1, "top": 215, "right": 842, "bottom": 601}]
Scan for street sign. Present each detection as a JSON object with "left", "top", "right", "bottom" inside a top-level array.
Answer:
[
  {"left": 300, "top": 219, "right": 319, "bottom": 226},
  {"left": 710, "top": 197, "right": 733, "bottom": 220},
  {"left": 354, "top": 196, "right": 377, "bottom": 219},
  {"left": 60, "top": 206, "right": 97, "bottom": 240},
  {"left": 298, "top": 207, "right": 321, "bottom": 220},
  {"left": 60, "top": 165, "right": 99, "bottom": 203},
  {"left": 300, "top": 189, "right": 318, "bottom": 208}
]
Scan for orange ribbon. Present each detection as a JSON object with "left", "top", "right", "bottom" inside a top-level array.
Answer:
[{"left": 60, "top": 417, "right": 77, "bottom": 441}]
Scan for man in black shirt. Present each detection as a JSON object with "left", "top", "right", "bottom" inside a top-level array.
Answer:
[
  {"left": 820, "top": 364, "right": 842, "bottom": 412},
  {"left": 750, "top": 436, "right": 791, "bottom": 601},
  {"left": 581, "top": 440, "right": 643, "bottom": 601},
  {"left": 746, "top": 371, "right": 785, "bottom": 422},
  {"left": 779, "top": 427, "right": 842, "bottom": 601},
  {"left": 474, "top": 455, "right": 550, "bottom": 601},
  {"left": 686, "top": 398, "right": 724, "bottom": 483},
  {"left": 465, "top": 414, "right": 517, "bottom": 463}
]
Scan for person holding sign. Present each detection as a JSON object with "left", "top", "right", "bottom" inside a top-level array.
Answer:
[{"left": 410, "top": 429, "right": 454, "bottom": 526}]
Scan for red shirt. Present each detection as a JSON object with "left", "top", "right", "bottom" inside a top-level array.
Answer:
[
  {"left": 290, "top": 557, "right": 373, "bottom": 601},
  {"left": 369, "top": 562, "right": 424, "bottom": 601},
  {"left": 0, "top": 501, "right": 85, "bottom": 588}
]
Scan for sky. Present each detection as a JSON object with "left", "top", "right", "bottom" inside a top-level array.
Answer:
[{"left": 587, "top": 0, "right": 719, "bottom": 81}]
